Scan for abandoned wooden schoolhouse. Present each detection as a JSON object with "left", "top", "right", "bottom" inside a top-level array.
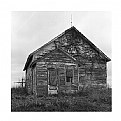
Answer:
[{"left": 23, "top": 26, "right": 111, "bottom": 95}]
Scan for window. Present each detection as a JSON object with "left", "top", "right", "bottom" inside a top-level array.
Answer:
[
  {"left": 58, "top": 68, "right": 65, "bottom": 85},
  {"left": 66, "top": 76, "right": 73, "bottom": 82},
  {"left": 66, "top": 68, "right": 73, "bottom": 83}
]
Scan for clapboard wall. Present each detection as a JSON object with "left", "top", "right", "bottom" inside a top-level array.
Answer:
[{"left": 24, "top": 26, "right": 110, "bottom": 95}]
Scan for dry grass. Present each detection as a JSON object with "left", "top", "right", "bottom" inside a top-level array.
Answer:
[{"left": 11, "top": 86, "right": 112, "bottom": 112}]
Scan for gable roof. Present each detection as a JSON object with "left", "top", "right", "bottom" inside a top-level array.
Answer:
[
  {"left": 23, "top": 26, "right": 111, "bottom": 71},
  {"left": 72, "top": 27, "right": 111, "bottom": 62},
  {"left": 30, "top": 47, "right": 83, "bottom": 67}
]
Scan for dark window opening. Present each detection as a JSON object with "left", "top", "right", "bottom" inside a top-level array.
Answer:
[
  {"left": 66, "top": 76, "right": 73, "bottom": 82},
  {"left": 66, "top": 68, "right": 73, "bottom": 83}
]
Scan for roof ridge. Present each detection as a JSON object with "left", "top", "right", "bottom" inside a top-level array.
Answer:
[
  {"left": 29, "top": 26, "right": 75, "bottom": 56},
  {"left": 23, "top": 26, "right": 111, "bottom": 71}
]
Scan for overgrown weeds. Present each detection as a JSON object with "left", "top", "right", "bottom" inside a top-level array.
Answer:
[{"left": 11, "top": 86, "right": 112, "bottom": 112}]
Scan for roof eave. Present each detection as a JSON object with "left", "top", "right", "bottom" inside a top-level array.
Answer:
[
  {"left": 30, "top": 47, "right": 84, "bottom": 67},
  {"left": 106, "top": 58, "right": 111, "bottom": 62},
  {"left": 23, "top": 54, "right": 33, "bottom": 71}
]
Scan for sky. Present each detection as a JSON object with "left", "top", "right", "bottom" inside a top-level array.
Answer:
[{"left": 11, "top": 11, "right": 112, "bottom": 87}]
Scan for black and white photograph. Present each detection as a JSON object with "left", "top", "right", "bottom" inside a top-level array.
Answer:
[{"left": 11, "top": 11, "right": 112, "bottom": 112}]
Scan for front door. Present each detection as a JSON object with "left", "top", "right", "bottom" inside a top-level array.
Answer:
[{"left": 48, "top": 68, "right": 58, "bottom": 94}]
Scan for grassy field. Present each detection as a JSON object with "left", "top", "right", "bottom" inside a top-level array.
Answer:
[{"left": 11, "top": 86, "right": 112, "bottom": 112}]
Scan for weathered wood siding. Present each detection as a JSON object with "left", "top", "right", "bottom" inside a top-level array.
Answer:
[
  {"left": 29, "top": 47, "right": 107, "bottom": 95},
  {"left": 35, "top": 49, "right": 79, "bottom": 95},
  {"left": 26, "top": 68, "right": 33, "bottom": 94},
  {"left": 53, "top": 29, "right": 107, "bottom": 87},
  {"left": 92, "top": 62, "right": 107, "bottom": 84},
  {"left": 33, "top": 42, "right": 55, "bottom": 62},
  {"left": 42, "top": 49, "right": 75, "bottom": 64},
  {"left": 55, "top": 29, "right": 105, "bottom": 61},
  {"left": 36, "top": 62, "right": 48, "bottom": 95},
  {"left": 24, "top": 27, "right": 109, "bottom": 95},
  {"left": 26, "top": 66, "right": 37, "bottom": 94},
  {"left": 32, "top": 67, "right": 37, "bottom": 95},
  {"left": 79, "top": 62, "right": 106, "bottom": 87}
]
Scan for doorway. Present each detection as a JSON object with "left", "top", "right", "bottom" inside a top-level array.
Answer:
[{"left": 48, "top": 68, "right": 58, "bottom": 94}]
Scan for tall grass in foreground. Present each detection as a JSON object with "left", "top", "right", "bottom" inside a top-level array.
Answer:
[{"left": 11, "top": 86, "right": 112, "bottom": 112}]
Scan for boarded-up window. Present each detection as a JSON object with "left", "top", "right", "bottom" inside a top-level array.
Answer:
[{"left": 58, "top": 68, "right": 65, "bottom": 85}]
